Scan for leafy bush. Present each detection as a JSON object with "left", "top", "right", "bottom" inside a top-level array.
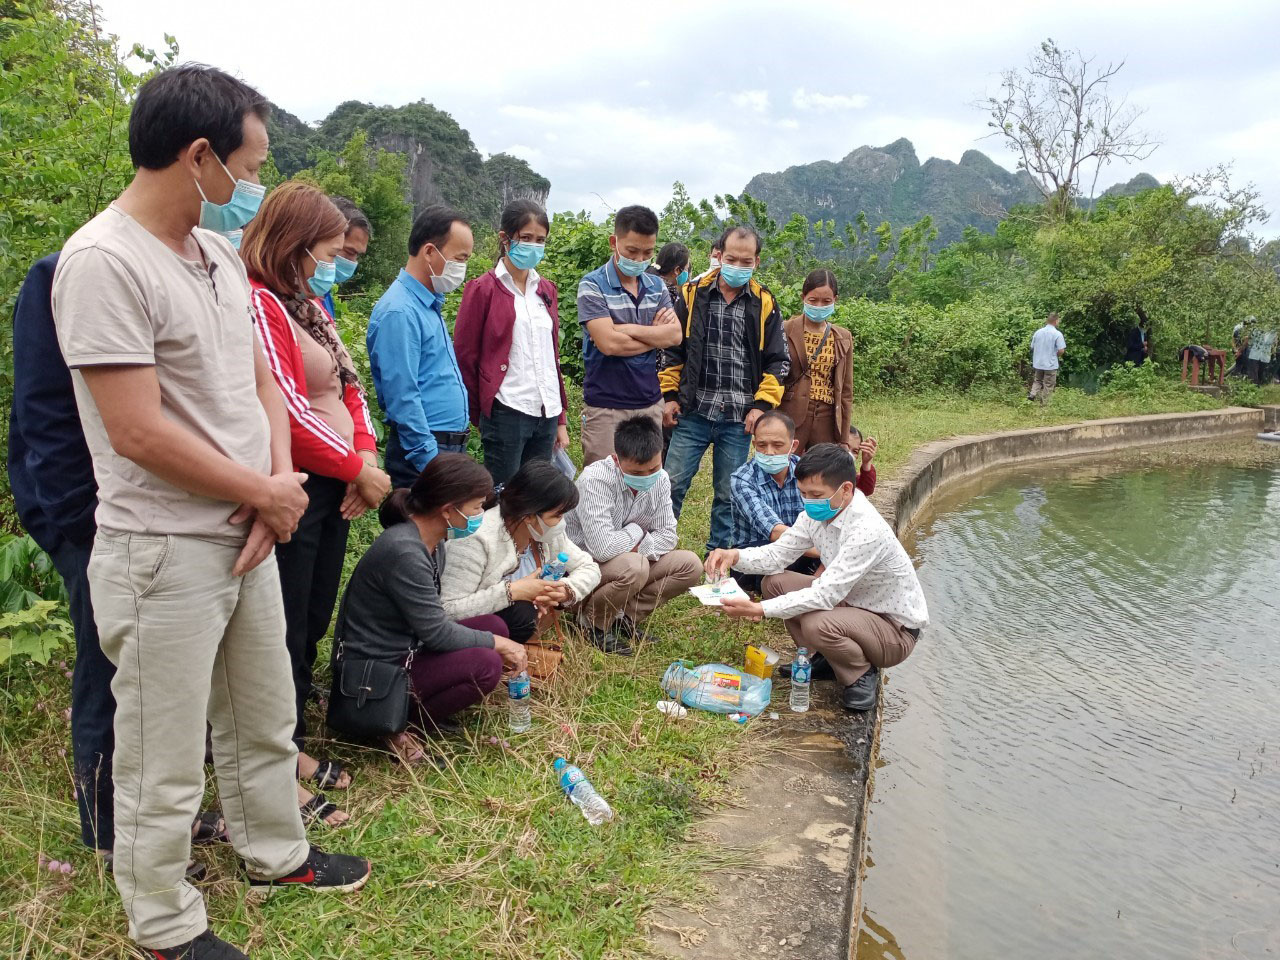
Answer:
[
  {"left": 0, "top": 600, "right": 73, "bottom": 665},
  {"left": 0, "top": 535, "right": 67, "bottom": 612}
]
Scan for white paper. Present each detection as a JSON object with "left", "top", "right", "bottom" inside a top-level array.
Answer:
[{"left": 688, "top": 577, "right": 747, "bottom": 605}]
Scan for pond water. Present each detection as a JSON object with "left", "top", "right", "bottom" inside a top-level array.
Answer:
[{"left": 857, "top": 444, "right": 1280, "bottom": 960}]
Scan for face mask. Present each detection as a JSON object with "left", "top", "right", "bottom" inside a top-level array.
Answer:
[
  {"left": 753, "top": 452, "right": 791, "bottom": 474},
  {"left": 720, "top": 264, "right": 754, "bottom": 288},
  {"left": 306, "top": 250, "right": 337, "bottom": 297},
  {"left": 677, "top": 269, "right": 689, "bottom": 286},
  {"left": 446, "top": 507, "right": 484, "bottom": 540},
  {"left": 428, "top": 252, "right": 468, "bottom": 294},
  {"left": 622, "top": 469, "right": 663, "bottom": 492},
  {"left": 528, "top": 515, "right": 564, "bottom": 543},
  {"left": 195, "top": 156, "right": 265, "bottom": 233},
  {"left": 507, "top": 241, "right": 546, "bottom": 271},
  {"left": 803, "top": 303, "right": 836, "bottom": 322},
  {"left": 334, "top": 256, "right": 358, "bottom": 285},
  {"left": 221, "top": 229, "right": 243, "bottom": 251},
  {"left": 614, "top": 243, "right": 650, "bottom": 277},
  {"left": 803, "top": 487, "right": 848, "bottom": 522},
  {"left": 709, "top": 255, "right": 722, "bottom": 269}
]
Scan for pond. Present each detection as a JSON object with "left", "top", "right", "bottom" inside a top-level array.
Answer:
[{"left": 857, "top": 441, "right": 1280, "bottom": 960}]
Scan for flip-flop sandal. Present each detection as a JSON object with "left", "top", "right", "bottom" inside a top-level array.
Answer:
[
  {"left": 300, "top": 758, "right": 352, "bottom": 792},
  {"left": 299, "top": 792, "right": 346, "bottom": 828},
  {"left": 191, "top": 810, "right": 229, "bottom": 845}
]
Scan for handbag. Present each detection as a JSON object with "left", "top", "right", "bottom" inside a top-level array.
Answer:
[{"left": 326, "top": 639, "right": 414, "bottom": 738}]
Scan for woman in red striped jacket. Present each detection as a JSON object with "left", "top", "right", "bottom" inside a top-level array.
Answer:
[{"left": 241, "top": 182, "right": 391, "bottom": 828}]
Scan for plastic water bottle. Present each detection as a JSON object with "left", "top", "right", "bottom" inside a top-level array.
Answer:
[
  {"left": 554, "top": 757, "right": 614, "bottom": 825},
  {"left": 508, "top": 671, "right": 531, "bottom": 733},
  {"left": 789, "top": 648, "right": 811, "bottom": 713},
  {"left": 541, "top": 552, "right": 568, "bottom": 580}
]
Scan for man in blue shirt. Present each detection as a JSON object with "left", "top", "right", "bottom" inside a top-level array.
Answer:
[
  {"left": 368, "top": 205, "right": 474, "bottom": 487},
  {"left": 729, "top": 410, "right": 819, "bottom": 594},
  {"left": 576, "top": 204, "right": 682, "bottom": 466}
]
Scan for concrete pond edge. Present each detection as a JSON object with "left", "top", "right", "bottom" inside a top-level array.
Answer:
[{"left": 841, "top": 404, "right": 1266, "bottom": 955}]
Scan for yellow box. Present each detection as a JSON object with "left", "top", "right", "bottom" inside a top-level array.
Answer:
[{"left": 743, "top": 645, "right": 779, "bottom": 680}]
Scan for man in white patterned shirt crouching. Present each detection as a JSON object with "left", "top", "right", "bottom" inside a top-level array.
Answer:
[
  {"left": 705, "top": 443, "right": 927, "bottom": 711},
  {"left": 566, "top": 416, "right": 702, "bottom": 655}
]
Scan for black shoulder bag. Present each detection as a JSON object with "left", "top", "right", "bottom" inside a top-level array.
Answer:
[{"left": 325, "top": 598, "right": 415, "bottom": 739}]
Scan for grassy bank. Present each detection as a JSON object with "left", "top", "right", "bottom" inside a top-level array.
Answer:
[{"left": 0, "top": 384, "right": 1250, "bottom": 959}]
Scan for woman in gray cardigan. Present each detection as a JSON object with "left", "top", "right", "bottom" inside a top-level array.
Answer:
[
  {"left": 440, "top": 461, "right": 602, "bottom": 647},
  {"left": 333, "top": 454, "right": 529, "bottom": 765}
]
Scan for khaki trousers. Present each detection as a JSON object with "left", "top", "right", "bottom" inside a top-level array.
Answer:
[
  {"left": 1029, "top": 368, "right": 1058, "bottom": 404},
  {"left": 582, "top": 549, "right": 702, "bottom": 629},
  {"left": 89, "top": 532, "right": 308, "bottom": 948},
  {"left": 581, "top": 400, "right": 665, "bottom": 466},
  {"left": 763, "top": 572, "right": 917, "bottom": 686}
]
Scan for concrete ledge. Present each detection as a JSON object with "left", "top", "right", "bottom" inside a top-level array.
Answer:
[
  {"left": 871, "top": 406, "right": 1264, "bottom": 537},
  {"left": 1263, "top": 405, "right": 1280, "bottom": 430}
]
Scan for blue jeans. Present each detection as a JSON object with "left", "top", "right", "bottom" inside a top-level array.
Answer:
[
  {"left": 479, "top": 400, "right": 557, "bottom": 485},
  {"left": 666, "top": 413, "right": 752, "bottom": 551}
]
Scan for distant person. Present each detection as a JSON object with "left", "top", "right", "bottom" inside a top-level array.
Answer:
[
  {"left": 333, "top": 454, "right": 529, "bottom": 761},
  {"left": 1228, "top": 317, "right": 1251, "bottom": 378},
  {"left": 661, "top": 224, "right": 790, "bottom": 551},
  {"left": 454, "top": 199, "right": 569, "bottom": 484},
  {"left": 1123, "top": 314, "right": 1150, "bottom": 366},
  {"left": 439, "top": 461, "right": 602, "bottom": 649},
  {"left": 649, "top": 241, "right": 691, "bottom": 302},
  {"left": 368, "top": 205, "right": 474, "bottom": 487},
  {"left": 577, "top": 205, "right": 682, "bottom": 465},
  {"left": 778, "top": 268, "right": 853, "bottom": 451},
  {"left": 728, "top": 410, "right": 819, "bottom": 595},
  {"left": 566, "top": 416, "right": 701, "bottom": 654},
  {"left": 50, "top": 64, "right": 368, "bottom": 960},
  {"left": 694, "top": 236, "right": 725, "bottom": 281},
  {"left": 1028, "top": 312, "right": 1066, "bottom": 404},
  {"left": 707, "top": 444, "right": 928, "bottom": 712},
  {"left": 321, "top": 195, "right": 371, "bottom": 317},
  {"left": 244, "top": 181, "right": 390, "bottom": 827},
  {"left": 1247, "top": 322, "right": 1277, "bottom": 385}
]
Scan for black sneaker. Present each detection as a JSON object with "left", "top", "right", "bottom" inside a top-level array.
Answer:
[
  {"left": 615, "top": 616, "right": 660, "bottom": 646},
  {"left": 144, "top": 930, "right": 246, "bottom": 959},
  {"left": 841, "top": 666, "right": 881, "bottom": 712},
  {"left": 582, "top": 624, "right": 633, "bottom": 657},
  {"left": 246, "top": 847, "right": 371, "bottom": 901},
  {"left": 778, "top": 652, "right": 835, "bottom": 681}
]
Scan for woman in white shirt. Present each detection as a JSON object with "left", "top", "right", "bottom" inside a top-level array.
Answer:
[
  {"left": 440, "top": 460, "right": 601, "bottom": 647},
  {"left": 454, "top": 200, "right": 570, "bottom": 484}
]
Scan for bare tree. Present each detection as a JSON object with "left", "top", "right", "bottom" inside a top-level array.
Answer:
[{"left": 985, "top": 39, "right": 1159, "bottom": 220}]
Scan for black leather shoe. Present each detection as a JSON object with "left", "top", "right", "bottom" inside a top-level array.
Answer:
[
  {"left": 778, "top": 652, "right": 835, "bottom": 681},
  {"left": 584, "top": 625, "right": 634, "bottom": 657},
  {"left": 840, "top": 666, "right": 880, "bottom": 711},
  {"left": 616, "top": 616, "right": 659, "bottom": 646}
]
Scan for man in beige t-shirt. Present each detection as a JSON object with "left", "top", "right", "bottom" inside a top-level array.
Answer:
[{"left": 51, "top": 65, "right": 370, "bottom": 959}]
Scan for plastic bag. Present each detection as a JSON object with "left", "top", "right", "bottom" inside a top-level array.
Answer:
[
  {"left": 552, "top": 446, "right": 577, "bottom": 480},
  {"left": 660, "top": 661, "right": 773, "bottom": 716}
]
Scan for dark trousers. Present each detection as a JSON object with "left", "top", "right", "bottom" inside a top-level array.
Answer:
[
  {"left": 666, "top": 413, "right": 752, "bottom": 552},
  {"left": 496, "top": 600, "right": 538, "bottom": 643},
  {"left": 274, "top": 475, "right": 350, "bottom": 752},
  {"left": 386, "top": 423, "right": 468, "bottom": 489},
  {"left": 479, "top": 400, "right": 558, "bottom": 485},
  {"left": 1247, "top": 357, "right": 1270, "bottom": 386},
  {"left": 50, "top": 537, "right": 116, "bottom": 850},
  {"left": 735, "top": 555, "right": 821, "bottom": 597},
  {"left": 406, "top": 615, "right": 507, "bottom": 727}
]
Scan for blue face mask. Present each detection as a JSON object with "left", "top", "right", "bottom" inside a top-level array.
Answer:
[
  {"left": 508, "top": 241, "right": 546, "bottom": 270},
  {"left": 614, "top": 248, "right": 651, "bottom": 277},
  {"left": 802, "top": 486, "right": 849, "bottom": 522},
  {"left": 753, "top": 452, "right": 791, "bottom": 474},
  {"left": 306, "top": 250, "right": 337, "bottom": 297},
  {"left": 446, "top": 507, "right": 485, "bottom": 540},
  {"left": 677, "top": 269, "right": 689, "bottom": 286},
  {"left": 334, "top": 256, "right": 358, "bottom": 285},
  {"left": 622, "top": 469, "right": 664, "bottom": 492},
  {"left": 195, "top": 156, "right": 265, "bottom": 233},
  {"left": 720, "top": 263, "right": 754, "bottom": 288},
  {"left": 803, "top": 303, "right": 836, "bottom": 322}
]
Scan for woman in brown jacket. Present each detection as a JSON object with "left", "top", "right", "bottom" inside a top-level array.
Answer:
[{"left": 778, "top": 268, "right": 854, "bottom": 451}]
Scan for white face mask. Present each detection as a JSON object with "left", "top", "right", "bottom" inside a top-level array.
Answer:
[
  {"left": 429, "top": 254, "right": 467, "bottom": 294},
  {"left": 529, "top": 515, "right": 563, "bottom": 543}
]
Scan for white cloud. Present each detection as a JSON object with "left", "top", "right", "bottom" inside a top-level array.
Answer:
[
  {"left": 792, "top": 87, "right": 870, "bottom": 111},
  {"left": 730, "top": 90, "right": 770, "bottom": 113}
]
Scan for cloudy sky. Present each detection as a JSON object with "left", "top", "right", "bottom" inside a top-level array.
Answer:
[{"left": 99, "top": 0, "right": 1279, "bottom": 228}]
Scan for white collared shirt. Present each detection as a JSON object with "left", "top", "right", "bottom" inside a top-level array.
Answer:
[
  {"left": 735, "top": 489, "right": 929, "bottom": 629},
  {"left": 495, "top": 259, "right": 562, "bottom": 419},
  {"left": 565, "top": 456, "right": 679, "bottom": 562}
]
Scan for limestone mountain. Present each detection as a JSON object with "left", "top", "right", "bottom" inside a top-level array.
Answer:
[
  {"left": 266, "top": 100, "right": 550, "bottom": 227},
  {"left": 743, "top": 138, "right": 1156, "bottom": 246}
]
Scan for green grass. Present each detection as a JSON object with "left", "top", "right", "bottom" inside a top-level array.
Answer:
[{"left": 0, "top": 381, "right": 1238, "bottom": 959}]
